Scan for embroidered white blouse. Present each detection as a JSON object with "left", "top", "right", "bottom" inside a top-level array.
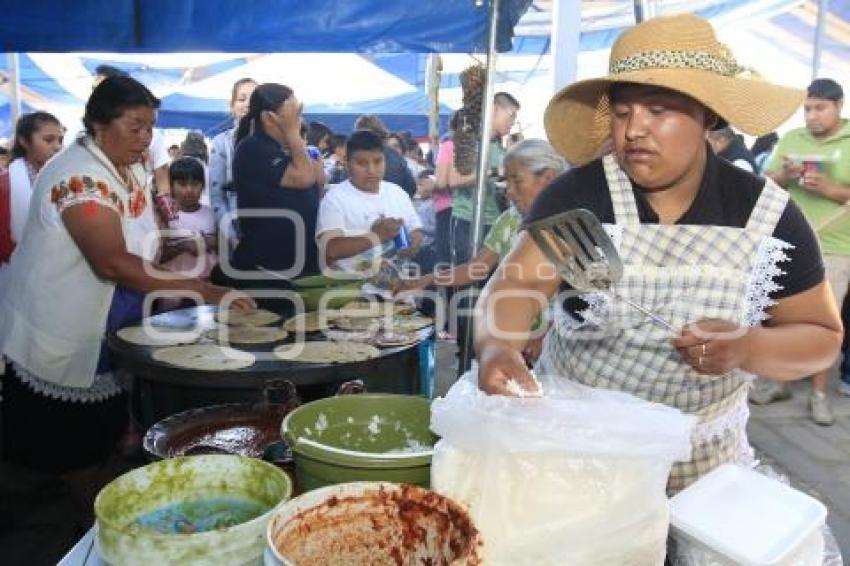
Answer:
[{"left": 0, "top": 137, "right": 155, "bottom": 390}]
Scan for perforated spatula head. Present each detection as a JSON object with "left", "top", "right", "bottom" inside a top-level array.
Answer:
[{"left": 527, "top": 209, "right": 623, "bottom": 291}]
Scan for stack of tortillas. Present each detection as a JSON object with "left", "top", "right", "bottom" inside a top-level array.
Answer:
[
  {"left": 152, "top": 344, "right": 256, "bottom": 370},
  {"left": 215, "top": 308, "right": 281, "bottom": 326},
  {"left": 204, "top": 326, "right": 288, "bottom": 344},
  {"left": 117, "top": 325, "right": 201, "bottom": 347},
  {"left": 336, "top": 299, "right": 415, "bottom": 318},
  {"left": 334, "top": 314, "right": 433, "bottom": 333},
  {"left": 273, "top": 341, "right": 379, "bottom": 363},
  {"left": 283, "top": 311, "right": 338, "bottom": 333}
]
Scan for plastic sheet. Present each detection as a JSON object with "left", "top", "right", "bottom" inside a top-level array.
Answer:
[{"left": 430, "top": 369, "right": 697, "bottom": 565}]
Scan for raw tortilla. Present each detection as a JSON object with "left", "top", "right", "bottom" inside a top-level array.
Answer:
[
  {"left": 273, "top": 341, "right": 380, "bottom": 363},
  {"left": 116, "top": 325, "right": 201, "bottom": 347},
  {"left": 152, "top": 344, "right": 256, "bottom": 370},
  {"left": 215, "top": 308, "right": 281, "bottom": 326},
  {"left": 204, "top": 326, "right": 288, "bottom": 344}
]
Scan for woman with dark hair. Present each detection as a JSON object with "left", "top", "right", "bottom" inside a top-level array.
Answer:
[
  {"left": 0, "top": 77, "right": 253, "bottom": 508},
  {"left": 306, "top": 121, "right": 333, "bottom": 154},
  {"left": 209, "top": 77, "right": 257, "bottom": 244},
  {"left": 210, "top": 83, "right": 323, "bottom": 312},
  {"left": 0, "top": 111, "right": 64, "bottom": 263}
]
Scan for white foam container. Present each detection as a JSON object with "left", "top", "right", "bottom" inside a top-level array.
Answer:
[{"left": 670, "top": 464, "right": 827, "bottom": 566}]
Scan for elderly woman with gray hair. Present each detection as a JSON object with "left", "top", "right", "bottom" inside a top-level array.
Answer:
[{"left": 395, "top": 138, "right": 567, "bottom": 361}]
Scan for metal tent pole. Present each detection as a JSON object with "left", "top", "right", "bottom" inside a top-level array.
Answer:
[
  {"left": 552, "top": 0, "right": 582, "bottom": 93},
  {"left": 633, "top": 0, "right": 657, "bottom": 23},
  {"left": 7, "top": 53, "right": 21, "bottom": 128},
  {"left": 812, "top": 0, "right": 829, "bottom": 80},
  {"left": 458, "top": 0, "right": 500, "bottom": 375}
]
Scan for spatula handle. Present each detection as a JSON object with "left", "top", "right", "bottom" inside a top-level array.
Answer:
[{"left": 615, "top": 293, "right": 675, "bottom": 331}]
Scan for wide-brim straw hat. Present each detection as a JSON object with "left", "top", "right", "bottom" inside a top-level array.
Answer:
[{"left": 544, "top": 13, "right": 804, "bottom": 166}]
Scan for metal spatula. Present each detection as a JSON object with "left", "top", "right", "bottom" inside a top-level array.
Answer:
[{"left": 527, "top": 209, "right": 673, "bottom": 330}]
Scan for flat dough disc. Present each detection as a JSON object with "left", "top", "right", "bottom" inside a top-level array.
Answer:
[
  {"left": 215, "top": 308, "right": 281, "bottom": 326},
  {"left": 372, "top": 332, "right": 421, "bottom": 348},
  {"left": 336, "top": 299, "right": 415, "bottom": 318},
  {"left": 391, "top": 316, "right": 433, "bottom": 332},
  {"left": 204, "top": 326, "right": 288, "bottom": 344},
  {"left": 333, "top": 315, "right": 433, "bottom": 333},
  {"left": 283, "top": 311, "right": 337, "bottom": 333},
  {"left": 273, "top": 341, "right": 380, "bottom": 363},
  {"left": 116, "top": 325, "right": 201, "bottom": 347},
  {"left": 332, "top": 316, "right": 382, "bottom": 332},
  {"left": 152, "top": 344, "right": 256, "bottom": 370}
]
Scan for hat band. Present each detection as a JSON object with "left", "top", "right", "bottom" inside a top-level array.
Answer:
[{"left": 610, "top": 49, "right": 741, "bottom": 78}]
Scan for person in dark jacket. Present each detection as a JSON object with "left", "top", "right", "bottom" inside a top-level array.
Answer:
[
  {"left": 353, "top": 114, "right": 417, "bottom": 196},
  {"left": 707, "top": 126, "right": 756, "bottom": 172}
]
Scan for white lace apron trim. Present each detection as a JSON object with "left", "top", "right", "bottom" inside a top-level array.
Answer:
[
  {"left": 743, "top": 236, "right": 792, "bottom": 326},
  {"left": 691, "top": 387, "right": 755, "bottom": 466},
  {"left": 12, "top": 361, "right": 125, "bottom": 403}
]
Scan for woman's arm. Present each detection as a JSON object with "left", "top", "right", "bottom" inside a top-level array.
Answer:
[
  {"left": 475, "top": 232, "right": 562, "bottom": 395},
  {"left": 674, "top": 280, "right": 842, "bottom": 380},
  {"left": 398, "top": 247, "right": 500, "bottom": 293},
  {"left": 62, "top": 205, "right": 255, "bottom": 310}
]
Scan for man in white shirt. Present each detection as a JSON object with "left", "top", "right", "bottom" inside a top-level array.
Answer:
[{"left": 316, "top": 130, "right": 423, "bottom": 274}]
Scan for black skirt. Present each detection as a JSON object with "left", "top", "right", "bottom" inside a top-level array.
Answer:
[{"left": 1, "top": 365, "right": 127, "bottom": 473}]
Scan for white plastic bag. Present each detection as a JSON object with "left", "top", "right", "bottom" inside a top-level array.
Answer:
[{"left": 430, "top": 368, "right": 697, "bottom": 566}]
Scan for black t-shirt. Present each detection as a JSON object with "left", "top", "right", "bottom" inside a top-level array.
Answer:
[
  {"left": 525, "top": 151, "right": 824, "bottom": 314},
  {"left": 230, "top": 130, "right": 320, "bottom": 276},
  {"left": 383, "top": 146, "right": 417, "bottom": 197}
]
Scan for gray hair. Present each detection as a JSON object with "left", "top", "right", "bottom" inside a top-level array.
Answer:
[{"left": 503, "top": 138, "right": 568, "bottom": 175}]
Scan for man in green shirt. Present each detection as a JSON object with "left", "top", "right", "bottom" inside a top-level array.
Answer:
[
  {"left": 448, "top": 92, "right": 520, "bottom": 265},
  {"left": 762, "top": 78, "right": 850, "bottom": 425}
]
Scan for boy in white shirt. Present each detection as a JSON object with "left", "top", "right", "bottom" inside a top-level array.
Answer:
[{"left": 316, "top": 130, "right": 423, "bottom": 274}]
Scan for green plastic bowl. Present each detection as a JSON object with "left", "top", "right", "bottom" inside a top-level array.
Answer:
[
  {"left": 281, "top": 394, "right": 435, "bottom": 491},
  {"left": 291, "top": 276, "right": 363, "bottom": 311},
  {"left": 95, "top": 455, "right": 292, "bottom": 566}
]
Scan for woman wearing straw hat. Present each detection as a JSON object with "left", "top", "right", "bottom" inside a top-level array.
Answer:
[{"left": 474, "top": 13, "right": 841, "bottom": 494}]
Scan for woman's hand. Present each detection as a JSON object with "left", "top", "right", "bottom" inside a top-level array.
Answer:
[
  {"left": 522, "top": 334, "right": 545, "bottom": 367},
  {"left": 264, "top": 96, "right": 303, "bottom": 140},
  {"left": 672, "top": 318, "right": 750, "bottom": 375},
  {"left": 478, "top": 342, "right": 537, "bottom": 396},
  {"left": 393, "top": 275, "right": 433, "bottom": 298},
  {"left": 200, "top": 282, "right": 257, "bottom": 311},
  {"left": 278, "top": 96, "right": 303, "bottom": 137}
]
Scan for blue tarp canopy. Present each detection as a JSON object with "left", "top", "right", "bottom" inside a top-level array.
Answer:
[
  {"left": 0, "top": 1, "right": 533, "bottom": 54},
  {"left": 159, "top": 91, "right": 454, "bottom": 136}
]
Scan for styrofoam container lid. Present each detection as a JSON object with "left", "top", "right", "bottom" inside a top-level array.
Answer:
[{"left": 670, "top": 464, "right": 827, "bottom": 566}]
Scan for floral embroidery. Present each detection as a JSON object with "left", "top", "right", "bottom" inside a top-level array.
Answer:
[
  {"left": 128, "top": 188, "right": 147, "bottom": 218},
  {"left": 96, "top": 180, "right": 110, "bottom": 198},
  {"left": 51, "top": 176, "right": 122, "bottom": 216},
  {"left": 67, "top": 176, "right": 85, "bottom": 194}
]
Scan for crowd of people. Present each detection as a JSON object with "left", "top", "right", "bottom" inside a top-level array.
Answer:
[{"left": 0, "top": 15, "right": 849, "bottom": 549}]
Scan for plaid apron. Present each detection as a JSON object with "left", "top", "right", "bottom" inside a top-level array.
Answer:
[{"left": 537, "top": 154, "right": 791, "bottom": 493}]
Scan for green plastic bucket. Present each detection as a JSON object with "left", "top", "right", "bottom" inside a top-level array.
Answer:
[
  {"left": 291, "top": 276, "right": 363, "bottom": 311},
  {"left": 281, "top": 394, "right": 435, "bottom": 491}
]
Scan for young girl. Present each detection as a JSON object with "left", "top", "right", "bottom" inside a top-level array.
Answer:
[
  {"left": 159, "top": 157, "right": 217, "bottom": 280},
  {"left": 0, "top": 112, "right": 64, "bottom": 264}
]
